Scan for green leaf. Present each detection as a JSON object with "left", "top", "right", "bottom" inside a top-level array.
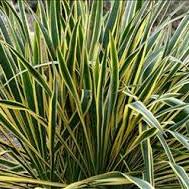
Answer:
[
  {"left": 88, "top": 0, "right": 103, "bottom": 59},
  {"left": 128, "top": 101, "right": 164, "bottom": 133},
  {"left": 0, "top": 176, "right": 66, "bottom": 188},
  {"left": 64, "top": 172, "right": 154, "bottom": 189},
  {"left": 47, "top": 80, "right": 58, "bottom": 181},
  {"left": 169, "top": 162, "right": 189, "bottom": 188}
]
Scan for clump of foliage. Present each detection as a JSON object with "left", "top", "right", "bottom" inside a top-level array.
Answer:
[{"left": 0, "top": 0, "right": 189, "bottom": 188}]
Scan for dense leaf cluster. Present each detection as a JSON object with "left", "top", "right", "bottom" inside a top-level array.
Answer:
[{"left": 0, "top": 0, "right": 189, "bottom": 188}]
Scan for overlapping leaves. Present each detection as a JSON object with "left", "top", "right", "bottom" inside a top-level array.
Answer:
[{"left": 0, "top": 0, "right": 189, "bottom": 188}]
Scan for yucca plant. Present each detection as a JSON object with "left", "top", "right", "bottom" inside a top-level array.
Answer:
[{"left": 0, "top": 0, "right": 189, "bottom": 188}]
